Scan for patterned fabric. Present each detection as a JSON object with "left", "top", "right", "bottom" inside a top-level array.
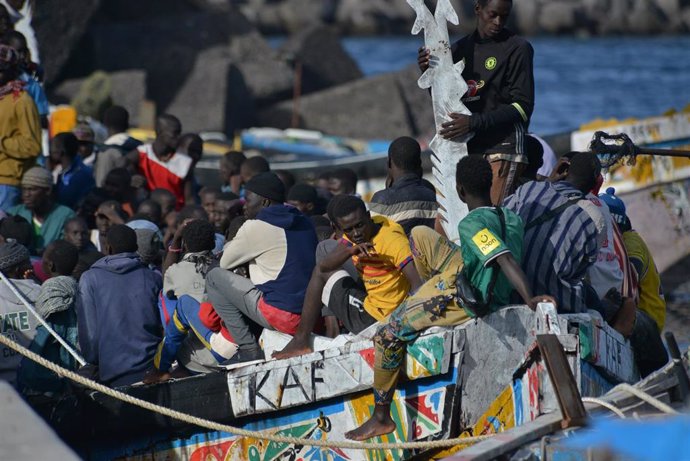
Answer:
[
  {"left": 372, "top": 226, "right": 468, "bottom": 405},
  {"left": 504, "top": 181, "right": 600, "bottom": 313},
  {"left": 35, "top": 275, "right": 77, "bottom": 318},
  {"left": 340, "top": 216, "right": 413, "bottom": 321},
  {"left": 369, "top": 174, "right": 438, "bottom": 235}
]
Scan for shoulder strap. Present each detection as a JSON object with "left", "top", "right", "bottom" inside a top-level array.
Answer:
[{"left": 525, "top": 194, "right": 583, "bottom": 231}]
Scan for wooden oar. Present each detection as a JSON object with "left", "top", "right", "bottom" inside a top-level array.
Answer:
[{"left": 636, "top": 147, "right": 690, "bottom": 158}]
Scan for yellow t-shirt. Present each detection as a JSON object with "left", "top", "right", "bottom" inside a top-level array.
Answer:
[
  {"left": 342, "top": 216, "right": 413, "bottom": 321},
  {"left": 623, "top": 230, "right": 666, "bottom": 331}
]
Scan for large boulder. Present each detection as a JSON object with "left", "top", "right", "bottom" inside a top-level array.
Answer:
[
  {"left": 627, "top": 0, "right": 667, "bottom": 33},
  {"left": 51, "top": 70, "right": 147, "bottom": 125},
  {"left": 538, "top": 2, "right": 582, "bottom": 34},
  {"left": 33, "top": 0, "right": 102, "bottom": 85},
  {"left": 279, "top": 25, "right": 363, "bottom": 95},
  {"left": 240, "top": 0, "right": 325, "bottom": 34},
  {"left": 395, "top": 64, "right": 435, "bottom": 139}
]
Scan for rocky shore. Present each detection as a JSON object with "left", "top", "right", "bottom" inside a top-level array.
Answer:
[{"left": 36, "top": 0, "right": 690, "bottom": 141}]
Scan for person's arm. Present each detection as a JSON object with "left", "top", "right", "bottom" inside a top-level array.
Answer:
[
  {"left": 219, "top": 221, "right": 264, "bottom": 269},
  {"left": 0, "top": 95, "right": 41, "bottom": 159},
  {"left": 75, "top": 275, "right": 99, "bottom": 365},
  {"left": 319, "top": 241, "right": 371, "bottom": 273},
  {"left": 495, "top": 252, "right": 556, "bottom": 310},
  {"left": 162, "top": 219, "right": 191, "bottom": 274}
]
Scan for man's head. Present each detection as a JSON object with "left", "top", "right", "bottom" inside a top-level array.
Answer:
[
  {"left": 455, "top": 155, "right": 493, "bottom": 204},
  {"left": 105, "top": 224, "right": 138, "bottom": 255},
  {"left": 240, "top": 156, "right": 270, "bottom": 185},
  {"left": 103, "top": 105, "right": 129, "bottom": 135},
  {"left": 182, "top": 219, "right": 216, "bottom": 253},
  {"left": 243, "top": 172, "right": 285, "bottom": 219},
  {"left": 3, "top": 31, "right": 29, "bottom": 70},
  {"left": 63, "top": 217, "right": 89, "bottom": 251},
  {"left": 0, "top": 43, "right": 18, "bottom": 85},
  {"left": 154, "top": 114, "right": 182, "bottom": 158},
  {"left": 178, "top": 133, "right": 203, "bottom": 166},
  {"left": 21, "top": 167, "right": 53, "bottom": 211},
  {"left": 0, "top": 241, "right": 31, "bottom": 279},
  {"left": 287, "top": 184, "right": 318, "bottom": 215},
  {"left": 49, "top": 132, "right": 80, "bottom": 168},
  {"left": 199, "top": 187, "right": 220, "bottom": 216},
  {"left": 330, "top": 195, "right": 376, "bottom": 245},
  {"left": 72, "top": 123, "right": 96, "bottom": 159},
  {"left": 42, "top": 240, "right": 79, "bottom": 277},
  {"left": 388, "top": 136, "right": 422, "bottom": 178},
  {"left": 104, "top": 168, "right": 132, "bottom": 202},
  {"left": 475, "top": 0, "right": 513, "bottom": 40},
  {"left": 220, "top": 150, "right": 246, "bottom": 184},
  {"left": 0, "top": 215, "right": 32, "bottom": 248},
  {"left": 136, "top": 200, "right": 163, "bottom": 227},
  {"left": 329, "top": 168, "right": 358, "bottom": 196},
  {"left": 521, "top": 134, "right": 544, "bottom": 181},
  {"left": 565, "top": 152, "right": 602, "bottom": 194},
  {"left": 274, "top": 170, "right": 295, "bottom": 192},
  {"left": 150, "top": 188, "right": 176, "bottom": 217},
  {"left": 212, "top": 191, "right": 241, "bottom": 232},
  {"left": 95, "top": 200, "right": 128, "bottom": 235},
  {"left": 316, "top": 171, "right": 331, "bottom": 192}
]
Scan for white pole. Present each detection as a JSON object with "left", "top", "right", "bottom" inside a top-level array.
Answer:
[{"left": 0, "top": 271, "right": 86, "bottom": 367}]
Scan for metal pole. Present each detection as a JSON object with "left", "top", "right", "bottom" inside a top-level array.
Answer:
[{"left": 0, "top": 271, "right": 86, "bottom": 366}]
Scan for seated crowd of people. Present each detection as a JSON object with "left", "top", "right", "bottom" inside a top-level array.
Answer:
[{"left": 0, "top": 21, "right": 669, "bottom": 440}]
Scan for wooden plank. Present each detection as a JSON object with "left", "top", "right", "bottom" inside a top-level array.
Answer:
[{"left": 537, "top": 334, "right": 588, "bottom": 429}]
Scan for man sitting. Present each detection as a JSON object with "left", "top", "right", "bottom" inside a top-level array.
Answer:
[
  {"left": 9, "top": 167, "right": 75, "bottom": 254},
  {"left": 369, "top": 136, "right": 437, "bottom": 235},
  {"left": 504, "top": 152, "right": 604, "bottom": 313},
  {"left": 344, "top": 155, "right": 551, "bottom": 441},
  {"left": 206, "top": 172, "right": 318, "bottom": 362},
  {"left": 50, "top": 132, "right": 95, "bottom": 208},
  {"left": 273, "top": 194, "right": 423, "bottom": 358},
  {"left": 76, "top": 225, "right": 162, "bottom": 386}
]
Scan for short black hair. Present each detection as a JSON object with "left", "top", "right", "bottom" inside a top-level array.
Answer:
[
  {"left": 522, "top": 134, "right": 544, "bottom": 180},
  {"left": 106, "top": 224, "right": 138, "bottom": 254},
  {"left": 217, "top": 191, "right": 239, "bottom": 201},
  {"left": 567, "top": 152, "right": 602, "bottom": 192},
  {"left": 53, "top": 132, "right": 80, "bottom": 159},
  {"left": 3, "top": 30, "right": 26, "bottom": 48},
  {"left": 274, "top": 170, "right": 296, "bottom": 191},
  {"left": 243, "top": 156, "right": 270, "bottom": 176},
  {"left": 156, "top": 113, "right": 181, "bottom": 133},
  {"left": 329, "top": 194, "right": 367, "bottom": 223},
  {"left": 64, "top": 216, "right": 88, "bottom": 231},
  {"left": 456, "top": 155, "right": 493, "bottom": 197},
  {"left": 136, "top": 199, "right": 162, "bottom": 223},
  {"left": 176, "top": 204, "right": 208, "bottom": 224},
  {"left": 477, "top": 0, "right": 512, "bottom": 7},
  {"left": 389, "top": 136, "right": 422, "bottom": 172},
  {"left": 221, "top": 150, "right": 246, "bottom": 169},
  {"left": 182, "top": 219, "right": 216, "bottom": 253},
  {"left": 43, "top": 240, "right": 79, "bottom": 276},
  {"left": 226, "top": 215, "right": 247, "bottom": 241},
  {"left": 73, "top": 251, "right": 104, "bottom": 280},
  {"left": 103, "top": 105, "right": 129, "bottom": 133},
  {"left": 331, "top": 168, "right": 358, "bottom": 193},
  {"left": 105, "top": 167, "right": 131, "bottom": 188},
  {"left": 0, "top": 215, "right": 33, "bottom": 248}
]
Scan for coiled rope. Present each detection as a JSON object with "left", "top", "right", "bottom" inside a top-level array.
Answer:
[{"left": 0, "top": 333, "right": 493, "bottom": 451}]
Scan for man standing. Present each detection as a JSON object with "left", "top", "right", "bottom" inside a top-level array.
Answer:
[
  {"left": 419, "top": 0, "right": 534, "bottom": 204},
  {"left": 369, "top": 136, "right": 437, "bottom": 234},
  {"left": 94, "top": 105, "right": 142, "bottom": 187},
  {"left": 0, "top": 43, "right": 40, "bottom": 210},
  {"left": 50, "top": 132, "right": 95, "bottom": 208}
]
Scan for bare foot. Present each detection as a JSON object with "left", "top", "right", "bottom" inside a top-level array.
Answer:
[
  {"left": 272, "top": 337, "right": 312, "bottom": 360},
  {"left": 142, "top": 368, "right": 173, "bottom": 384},
  {"left": 345, "top": 414, "right": 396, "bottom": 441}
]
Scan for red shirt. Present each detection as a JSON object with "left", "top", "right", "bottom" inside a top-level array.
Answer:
[{"left": 137, "top": 144, "right": 192, "bottom": 210}]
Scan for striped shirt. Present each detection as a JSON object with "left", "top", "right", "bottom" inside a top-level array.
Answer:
[
  {"left": 504, "top": 181, "right": 601, "bottom": 313},
  {"left": 369, "top": 174, "right": 438, "bottom": 235}
]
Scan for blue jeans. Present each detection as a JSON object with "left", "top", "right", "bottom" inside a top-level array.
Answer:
[{"left": 0, "top": 185, "right": 20, "bottom": 211}]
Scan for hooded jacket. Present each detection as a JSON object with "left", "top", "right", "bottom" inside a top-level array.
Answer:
[
  {"left": 0, "top": 278, "right": 40, "bottom": 385},
  {"left": 76, "top": 252, "right": 162, "bottom": 387},
  {"left": 220, "top": 204, "right": 317, "bottom": 313}
]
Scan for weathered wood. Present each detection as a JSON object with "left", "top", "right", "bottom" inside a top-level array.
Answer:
[{"left": 537, "top": 334, "right": 588, "bottom": 428}]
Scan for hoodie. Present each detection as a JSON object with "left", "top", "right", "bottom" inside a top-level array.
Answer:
[
  {"left": 76, "top": 252, "right": 162, "bottom": 387},
  {"left": 0, "top": 278, "right": 40, "bottom": 385},
  {"left": 220, "top": 204, "right": 317, "bottom": 313}
]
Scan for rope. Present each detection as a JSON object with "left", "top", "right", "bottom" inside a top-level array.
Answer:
[
  {"left": 581, "top": 397, "right": 627, "bottom": 419},
  {"left": 610, "top": 383, "right": 679, "bottom": 415},
  {"left": 0, "top": 333, "right": 493, "bottom": 451}
]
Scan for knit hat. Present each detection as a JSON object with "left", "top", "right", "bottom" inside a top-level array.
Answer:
[
  {"left": 126, "top": 219, "right": 163, "bottom": 240},
  {"left": 134, "top": 228, "right": 162, "bottom": 265},
  {"left": 245, "top": 172, "right": 285, "bottom": 203},
  {"left": 21, "top": 167, "right": 53, "bottom": 189},
  {"left": 287, "top": 184, "right": 318, "bottom": 204},
  {"left": 73, "top": 123, "right": 95, "bottom": 143},
  {"left": 599, "top": 187, "right": 627, "bottom": 225},
  {"left": 0, "top": 240, "right": 30, "bottom": 271},
  {"left": 35, "top": 275, "right": 78, "bottom": 319}
]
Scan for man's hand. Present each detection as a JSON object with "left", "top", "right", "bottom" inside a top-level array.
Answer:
[
  {"left": 348, "top": 242, "right": 376, "bottom": 258},
  {"left": 418, "top": 46, "right": 431, "bottom": 73},
  {"left": 143, "top": 367, "right": 172, "bottom": 384},
  {"left": 272, "top": 336, "right": 313, "bottom": 360},
  {"left": 170, "top": 218, "right": 193, "bottom": 249},
  {"left": 528, "top": 295, "right": 558, "bottom": 311},
  {"left": 439, "top": 113, "right": 471, "bottom": 140}
]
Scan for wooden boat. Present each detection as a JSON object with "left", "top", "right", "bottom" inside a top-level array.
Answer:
[{"left": 34, "top": 306, "right": 651, "bottom": 460}]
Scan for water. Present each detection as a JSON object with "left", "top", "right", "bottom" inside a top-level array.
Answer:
[{"left": 338, "top": 35, "right": 690, "bottom": 135}]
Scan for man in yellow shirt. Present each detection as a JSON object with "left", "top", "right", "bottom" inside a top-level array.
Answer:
[
  {"left": 599, "top": 187, "right": 668, "bottom": 377},
  {"left": 0, "top": 44, "right": 41, "bottom": 211},
  {"left": 273, "top": 194, "right": 424, "bottom": 357}
]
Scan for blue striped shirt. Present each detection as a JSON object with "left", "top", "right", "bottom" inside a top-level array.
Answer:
[{"left": 504, "top": 181, "right": 601, "bottom": 313}]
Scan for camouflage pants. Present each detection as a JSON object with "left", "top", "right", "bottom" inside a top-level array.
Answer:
[{"left": 372, "top": 226, "right": 470, "bottom": 405}]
